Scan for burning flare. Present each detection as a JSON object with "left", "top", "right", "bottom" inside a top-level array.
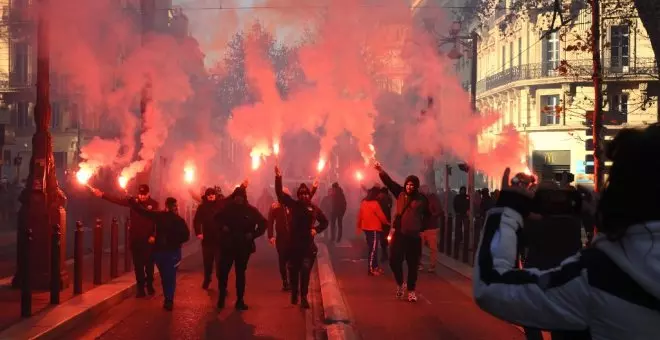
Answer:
[
  {"left": 273, "top": 143, "right": 280, "bottom": 156},
  {"left": 251, "top": 154, "right": 261, "bottom": 170},
  {"left": 317, "top": 159, "right": 326, "bottom": 172},
  {"left": 355, "top": 170, "right": 364, "bottom": 182},
  {"left": 118, "top": 175, "right": 128, "bottom": 189},
  {"left": 184, "top": 163, "right": 195, "bottom": 184},
  {"left": 76, "top": 167, "right": 93, "bottom": 185}
]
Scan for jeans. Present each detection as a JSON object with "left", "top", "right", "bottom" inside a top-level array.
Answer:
[
  {"left": 217, "top": 252, "right": 251, "bottom": 301},
  {"left": 364, "top": 230, "right": 381, "bottom": 271},
  {"left": 131, "top": 241, "right": 155, "bottom": 290},
  {"left": 389, "top": 232, "right": 422, "bottom": 290},
  {"left": 330, "top": 214, "right": 344, "bottom": 242},
  {"left": 152, "top": 250, "right": 182, "bottom": 302}
]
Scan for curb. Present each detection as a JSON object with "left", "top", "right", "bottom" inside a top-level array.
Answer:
[
  {"left": 315, "top": 242, "right": 359, "bottom": 340},
  {"left": 0, "top": 242, "right": 200, "bottom": 340}
]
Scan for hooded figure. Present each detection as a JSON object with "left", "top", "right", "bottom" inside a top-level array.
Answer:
[
  {"left": 375, "top": 164, "right": 430, "bottom": 303},
  {"left": 275, "top": 166, "right": 328, "bottom": 309},
  {"left": 329, "top": 182, "right": 348, "bottom": 243},
  {"left": 267, "top": 186, "right": 295, "bottom": 291},
  {"left": 214, "top": 186, "right": 267, "bottom": 311},
  {"left": 193, "top": 187, "right": 225, "bottom": 289}
]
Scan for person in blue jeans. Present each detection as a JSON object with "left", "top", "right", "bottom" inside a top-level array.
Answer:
[{"left": 131, "top": 197, "right": 190, "bottom": 311}]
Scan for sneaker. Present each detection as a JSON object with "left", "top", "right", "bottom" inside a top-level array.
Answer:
[
  {"left": 235, "top": 300, "right": 249, "bottom": 311},
  {"left": 395, "top": 285, "right": 405, "bottom": 299},
  {"left": 427, "top": 266, "right": 436, "bottom": 273},
  {"left": 408, "top": 291, "right": 418, "bottom": 303},
  {"left": 146, "top": 284, "right": 155, "bottom": 295},
  {"left": 301, "top": 297, "right": 310, "bottom": 309}
]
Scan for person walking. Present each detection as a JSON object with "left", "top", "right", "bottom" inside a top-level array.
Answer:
[
  {"left": 193, "top": 187, "right": 224, "bottom": 289},
  {"left": 329, "top": 182, "right": 347, "bottom": 243},
  {"left": 267, "top": 187, "right": 294, "bottom": 291},
  {"left": 130, "top": 197, "right": 190, "bottom": 311},
  {"left": 356, "top": 187, "right": 390, "bottom": 276},
  {"left": 419, "top": 185, "right": 442, "bottom": 273}
]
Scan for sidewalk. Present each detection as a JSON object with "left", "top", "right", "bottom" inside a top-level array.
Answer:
[
  {"left": 0, "top": 241, "right": 200, "bottom": 339},
  {"left": 0, "top": 244, "right": 130, "bottom": 333},
  {"left": 327, "top": 238, "right": 524, "bottom": 340}
]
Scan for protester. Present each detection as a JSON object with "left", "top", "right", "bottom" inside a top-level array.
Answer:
[
  {"left": 275, "top": 165, "right": 328, "bottom": 308},
  {"left": 356, "top": 187, "right": 389, "bottom": 276},
  {"left": 473, "top": 124, "right": 660, "bottom": 340},
  {"left": 193, "top": 187, "right": 224, "bottom": 289},
  {"left": 267, "top": 187, "right": 294, "bottom": 291},
  {"left": 419, "top": 185, "right": 442, "bottom": 273},
  {"left": 214, "top": 186, "right": 267, "bottom": 310},
  {"left": 91, "top": 184, "right": 158, "bottom": 297},
  {"left": 374, "top": 162, "right": 430, "bottom": 302},
  {"left": 130, "top": 197, "right": 190, "bottom": 311},
  {"left": 329, "top": 182, "right": 347, "bottom": 243}
]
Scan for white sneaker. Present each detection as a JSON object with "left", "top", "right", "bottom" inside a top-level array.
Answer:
[
  {"left": 408, "top": 291, "right": 418, "bottom": 302},
  {"left": 395, "top": 285, "right": 405, "bottom": 299}
]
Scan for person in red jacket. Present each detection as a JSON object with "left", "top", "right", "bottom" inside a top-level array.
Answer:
[
  {"left": 91, "top": 184, "right": 158, "bottom": 297},
  {"left": 356, "top": 187, "right": 390, "bottom": 275}
]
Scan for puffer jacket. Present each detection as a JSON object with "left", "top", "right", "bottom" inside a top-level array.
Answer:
[{"left": 473, "top": 191, "right": 660, "bottom": 340}]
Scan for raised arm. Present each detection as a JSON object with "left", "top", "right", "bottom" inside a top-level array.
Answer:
[
  {"left": 95, "top": 189, "right": 130, "bottom": 207},
  {"left": 374, "top": 163, "right": 403, "bottom": 197},
  {"left": 274, "top": 166, "right": 296, "bottom": 208},
  {"left": 310, "top": 179, "right": 319, "bottom": 199},
  {"left": 128, "top": 199, "right": 161, "bottom": 221},
  {"left": 472, "top": 191, "right": 591, "bottom": 331}
]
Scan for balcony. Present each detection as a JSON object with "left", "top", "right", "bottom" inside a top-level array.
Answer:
[{"left": 476, "top": 58, "right": 658, "bottom": 94}]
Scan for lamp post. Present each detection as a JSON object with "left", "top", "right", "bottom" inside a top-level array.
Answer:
[{"left": 11, "top": 0, "right": 68, "bottom": 290}]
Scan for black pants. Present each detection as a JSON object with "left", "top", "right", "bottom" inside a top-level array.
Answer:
[
  {"left": 131, "top": 241, "right": 154, "bottom": 289},
  {"left": 389, "top": 233, "right": 422, "bottom": 290},
  {"left": 330, "top": 214, "right": 344, "bottom": 242},
  {"left": 217, "top": 252, "right": 250, "bottom": 301},
  {"left": 202, "top": 245, "right": 216, "bottom": 282},
  {"left": 289, "top": 252, "right": 316, "bottom": 298},
  {"left": 276, "top": 243, "right": 290, "bottom": 283}
]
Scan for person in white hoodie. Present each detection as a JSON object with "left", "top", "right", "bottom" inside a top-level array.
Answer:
[{"left": 473, "top": 124, "right": 660, "bottom": 340}]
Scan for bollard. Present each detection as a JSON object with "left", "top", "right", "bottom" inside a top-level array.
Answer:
[
  {"left": 452, "top": 216, "right": 461, "bottom": 260},
  {"left": 94, "top": 218, "right": 103, "bottom": 285},
  {"left": 21, "top": 227, "right": 32, "bottom": 318},
  {"left": 444, "top": 215, "right": 453, "bottom": 255},
  {"left": 124, "top": 218, "right": 132, "bottom": 272},
  {"left": 110, "top": 217, "right": 119, "bottom": 279},
  {"left": 74, "top": 221, "right": 83, "bottom": 294},
  {"left": 438, "top": 214, "right": 445, "bottom": 253},
  {"left": 50, "top": 224, "right": 62, "bottom": 305},
  {"left": 462, "top": 218, "right": 471, "bottom": 264}
]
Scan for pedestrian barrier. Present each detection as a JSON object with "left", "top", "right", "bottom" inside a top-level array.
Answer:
[
  {"left": 74, "top": 221, "right": 83, "bottom": 295},
  {"left": 50, "top": 224, "right": 62, "bottom": 305},
  {"left": 93, "top": 218, "right": 103, "bottom": 285},
  {"left": 110, "top": 218, "right": 119, "bottom": 279}
]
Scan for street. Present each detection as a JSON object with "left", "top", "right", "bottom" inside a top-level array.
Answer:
[
  {"left": 63, "top": 240, "right": 317, "bottom": 340},
  {"left": 328, "top": 238, "right": 524, "bottom": 340}
]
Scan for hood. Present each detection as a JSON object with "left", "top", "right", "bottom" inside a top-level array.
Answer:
[
  {"left": 404, "top": 175, "right": 420, "bottom": 193},
  {"left": 592, "top": 221, "right": 660, "bottom": 299}
]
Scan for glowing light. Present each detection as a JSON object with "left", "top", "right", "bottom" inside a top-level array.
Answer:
[
  {"left": 118, "top": 176, "right": 128, "bottom": 189},
  {"left": 387, "top": 234, "right": 392, "bottom": 242},
  {"left": 523, "top": 167, "right": 532, "bottom": 175},
  {"left": 355, "top": 170, "right": 364, "bottom": 182},
  {"left": 76, "top": 168, "right": 93, "bottom": 185},
  {"left": 273, "top": 143, "right": 280, "bottom": 156},
  {"left": 251, "top": 154, "right": 260, "bottom": 170},
  {"left": 184, "top": 165, "right": 195, "bottom": 184},
  {"left": 317, "top": 159, "right": 326, "bottom": 172}
]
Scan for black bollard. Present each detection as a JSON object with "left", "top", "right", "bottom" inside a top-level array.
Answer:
[
  {"left": 452, "top": 216, "right": 461, "bottom": 260},
  {"left": 124, "top": 218, "right": 131, "bottom": 273},
  {"left": 438, "top": 214, "right": 445, "bottom": 253},
  {"left": 110, "top": 217, "right": 119, "bottom": 279},
  {"left": 94, "top": 218, "right": 103, "bottom": 285},
  {"left": 444, "top": 215, "right": 453, "bottom": 255},
  {"left": 21, "top": 227, "right": 32, "bottom": 318},
  {"left": 50, "top": 224, "right": 62, "bottom": 305},
  {"left": 462, "top": 219, "right": 471, "bottom": 264},
  {"left": 74, "top": 221, "right": 84, "bottom": 295}
]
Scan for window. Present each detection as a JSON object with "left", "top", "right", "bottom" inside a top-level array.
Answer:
[
  {"left": 540, "top": 95, "right": 561, "bottom": 126},
  {"left": 53, "top": 152, "right": 67, "bottom": 170},
  {"left": 13, "top": 102, "right": 30, "bottom": 128},
  {"left": 542, "top": 31, "right": 560, "bottom": 75},
  {"left": 609, "top": 93, "right": 628, "bottom": 125},
  {"left": 518, "top": 38, "right": 522, "bottom": 69},
  {"left": 51, "top": 102, "right": 61, "bottom": 129},
  {"left": 502, "top": 46, "right": 506, "bottom": 69},
  {"left": 509, "top": 41, "right": 514, "bottom": 68},
  {"left": 610, "top": 25, "right": 630, "bottom": 68},
  {"left": 13, "top": 42, "right": 29, "bottom": 85}
]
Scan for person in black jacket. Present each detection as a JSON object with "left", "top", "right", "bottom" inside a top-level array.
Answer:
[
  {"left": 91, "top": 184, "right": 158, "bottom": 297},
  {"left": 275, "top": 166, "right": 328, "bottom": 309},
  {"left": 193, "top": 187, "right": 225, "bottom": 289},
  {"left": 130, "top": 197, "right": 190, "bottom": 311},
  {"left": 214, "top": 186, "right": 267, "bottom": 311},
  {"left": 267, "top": 187, "right": 293, "bottom": 291},
  {"left": 329, "top": 182, "right": 347, "bottom": 243}
]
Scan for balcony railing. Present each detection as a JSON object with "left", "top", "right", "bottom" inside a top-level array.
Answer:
[{"left": 476, "top": 58, "right": 658, "bottom": 94}]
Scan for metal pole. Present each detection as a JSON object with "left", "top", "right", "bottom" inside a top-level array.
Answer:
[
  {"left": 591, "top": 0, "right": 605, "bottom": 192},
  {"left": 93, "top": 218, "right": 103, "bottom": 285},
  {"left": 74, "top": 221, "right": 83, "bottom": 294},
  {"left": 49, "top": 224, "right": 61, "bottom": 304},
  {"left": 465, "top": 31, "right": 478, "bottom": 264},
  {"left": 110, "top": 217, "right": 119, "bottom": 279}
]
